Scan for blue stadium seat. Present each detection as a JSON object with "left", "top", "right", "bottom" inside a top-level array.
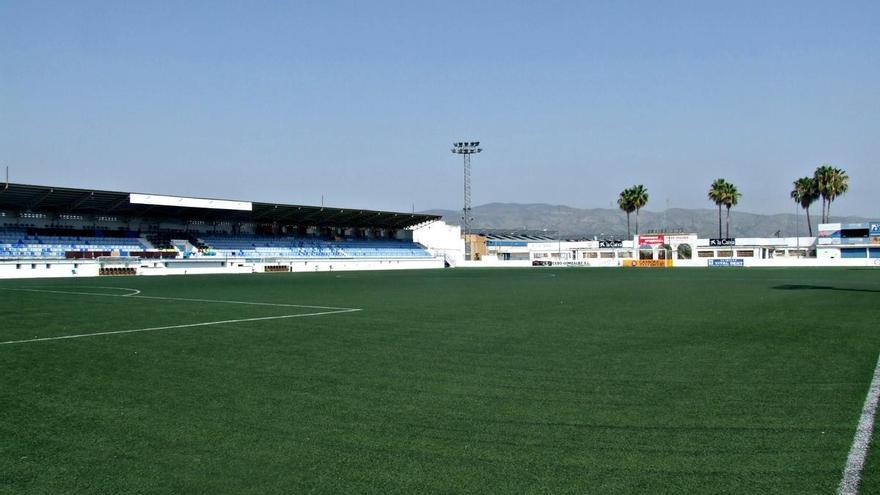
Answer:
[{"left": 197, "top": 233, "right": 431, "bottom": 259}]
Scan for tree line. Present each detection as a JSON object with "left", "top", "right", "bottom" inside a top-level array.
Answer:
[{"left": 617, "top": 164, "right": 849, "bottom": 238}]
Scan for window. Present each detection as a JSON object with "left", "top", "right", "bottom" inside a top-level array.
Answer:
[
  {"left": 600, "top": 252, "right": 614, "bottom": 259},
  {"left": 677, "top": 244, "right": 692, "bottom": 260},
  {"left": 585, "top": 252, "right": 598, "bottom": 258},
  {"left": 657, "top": 244, "right": 672, "bottom": 260},
  {"left": 716, "top": 250, "right": 733, "bottom": 258},
  {"left": 736, "top": 250, "right": 754, "bottom": 257},
  {"left": 698, "top": 250, "right": 714, "bottom": 258},
  {"left": 639, "top": 245, "right": 654, "bottom": 260},
  {"left": 618, "top": 251, "right": 632, "bottom": 258}
]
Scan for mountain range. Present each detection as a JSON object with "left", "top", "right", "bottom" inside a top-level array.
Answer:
[{"left": 422, "top": 203, "right": 874, "bottom": 239}]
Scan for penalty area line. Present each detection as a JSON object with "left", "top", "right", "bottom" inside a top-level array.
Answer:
[
  {"left": 838, "top": 353, "right": 880, "bottom": 495},
  {"left": 0, "top": 308, "right": 361, "bottom": 346}
]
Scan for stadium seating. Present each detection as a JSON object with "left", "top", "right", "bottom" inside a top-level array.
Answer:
[
  {"left": 0, "top": 228, "right": 431, "bottom": 260},
  {"left": 197, "top": 233, "right": 431, "bottom": 259},
  {"left": 0, "top": 228, "right": 154, "bottom": 258}
]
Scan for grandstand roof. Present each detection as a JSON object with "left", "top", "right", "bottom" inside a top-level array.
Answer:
[
  {"left": 475, "top": 229, "right": 558, "bottom": 241},
  {"left": 0, "top": 183, "right": 439, "bottom": 229}
]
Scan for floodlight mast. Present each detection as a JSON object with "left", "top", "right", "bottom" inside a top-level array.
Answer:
[{"left": 451, "top": 141, "right": 482, "bottom": 246}]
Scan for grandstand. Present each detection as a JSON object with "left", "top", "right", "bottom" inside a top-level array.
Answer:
[
  {"left": 0, "top": 183, "right": 447, "bottom": 278},
  {"left": 197, "top": 233, "right": 431, "bottom": 259},
  {"left": 0, "top": 227, "right": 154, "bottom": 258}
]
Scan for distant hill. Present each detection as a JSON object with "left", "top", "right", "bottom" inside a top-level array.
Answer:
[{"left": 422, "top": 203, "right": 873, "bottom": 238}]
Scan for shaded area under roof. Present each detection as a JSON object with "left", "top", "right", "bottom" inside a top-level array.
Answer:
[{"left": 0, "top": 183, "right": 439, "bottom": 229}]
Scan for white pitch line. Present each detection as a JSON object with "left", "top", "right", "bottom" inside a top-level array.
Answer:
[
  {"left": 0, "top": 308, "right": 361, "bottom": 346},
  {"left": 90, "top": 286, "right": 141, "bottom": 296},
  {"left": 0, "top": 287, "right": 355, "bottom": 311},
  {"left": 838, "top": 353, "right": 880, "bottom": 495}
]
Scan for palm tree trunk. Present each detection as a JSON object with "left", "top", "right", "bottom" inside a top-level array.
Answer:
[
  {"left": 626, "top": 213, "right": 631, "bottom": 238},
  {"left": 717, "top": 204, "right": 722, "bottom": 238},
  {"left": 826, "top": 199, "right": 832, "bottom": 223},
  {"left": 725, "top": 206, "right": 731, "bottom": 238},
  {"left": 821, "top": 197, "right": 827, "bottom": 223},
  {"left": 805, "top": 206, "right": 812, "bottom": 236},
  {"left": 635, "top": 209, "right": 640, "bottom": 235}
]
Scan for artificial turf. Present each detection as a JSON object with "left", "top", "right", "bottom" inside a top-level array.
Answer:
[{"left": 1, "top": 267, "right": 879, "bottom": 494}]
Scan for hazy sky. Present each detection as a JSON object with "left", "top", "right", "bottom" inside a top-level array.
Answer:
[{"left": 1, "top": 1, "right": 877, "bottom": 216}]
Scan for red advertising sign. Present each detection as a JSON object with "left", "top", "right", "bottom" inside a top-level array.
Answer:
[{"left": 638, "top": 234, "right": 665, "bottom": 246}]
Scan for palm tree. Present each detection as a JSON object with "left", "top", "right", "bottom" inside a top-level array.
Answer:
[
  {"left": 629, "top": 184, "right": 649, "bottom": 234},
  {"left": 707, "top": 178, "right": 728, "bottom": 238},
  {"left": 791, "top": 177, "right": 819, "bottom": 236},
  {"left": 617, "top": 188, "right": 635, "bottom": 237},
  {"left": 826, "top": 167, "right": 849, "bottom": 221},
  {"left": 721, "top": 182, "right": 741, "bottom": 238},
  {"left": 814, "top": 164, "right": 849, "bottom": 222},
  {"left": 813, "top": 164, "right": 835, "bottom": 223}
]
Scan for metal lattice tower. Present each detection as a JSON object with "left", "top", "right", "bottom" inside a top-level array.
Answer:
[{"left": 451, "top": 141, "right": 482, "bottom": 238}]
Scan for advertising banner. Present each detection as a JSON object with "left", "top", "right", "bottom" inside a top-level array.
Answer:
[
  {"left": 664, "top": 234, "right": 693, "bottom": 243},
  {"left": 622, "top": 259, "right": 673, "bottom": 267},
  {"left": 598, "top": 240, "right": 623, "bottom": 248},
  {"left": 638, "top": 235, "right": 665, "bottom": 246},
  {"left": 871, "top": 223, "right": 880, "bottom": 236},
  {"left": 708, "top": 238, "right": 736, "bottom": 246},
  {"left": 487, "top": 240, "right": 527, "bottom": 247},
  {"left": 818, "top": 223, "right": 841, "bottom": 238},
  {"left": 708, "top": 259, "right": 745, "bottom": 267}
]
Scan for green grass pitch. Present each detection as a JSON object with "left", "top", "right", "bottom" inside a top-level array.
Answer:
[{"left": 1, "top": 267, "right": 879, "bottom": 494}]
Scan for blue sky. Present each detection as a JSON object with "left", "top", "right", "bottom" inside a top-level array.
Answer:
[{"left": 1, "top": 1, "right": 877, "bottom": 215}]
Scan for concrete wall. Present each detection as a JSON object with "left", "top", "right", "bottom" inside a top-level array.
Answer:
[
  {"left": 0, "top": 260, "right": 100, "bottom": 279},
  {"left": 671, "top": 257, "right": 878, "bottom": 268},
  {"left": 412, "top": 221, "right": 465, "bottom": 265},
  {"left": 0, "top": 256, "right": 445, "bottom": 280},
  {"left": 456, "top": 257, "right": 532, "bottom": 268}
]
